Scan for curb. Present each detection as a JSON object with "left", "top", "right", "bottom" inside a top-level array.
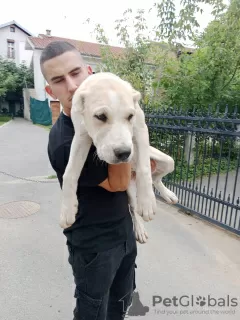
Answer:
[
  {"left": 0, "top": 120, "right": 13, "bottom": 129},
  {"left": 0, "top": 174, "right": 58, "bottom": 184}
]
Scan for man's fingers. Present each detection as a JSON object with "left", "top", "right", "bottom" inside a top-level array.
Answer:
[{"left": 150, "top": 159, "right": 157, "bottom": 173}]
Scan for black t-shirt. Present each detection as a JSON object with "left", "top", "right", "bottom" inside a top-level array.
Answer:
[{"left": 47, "top": 112, "right": 133, "bottom": 252}]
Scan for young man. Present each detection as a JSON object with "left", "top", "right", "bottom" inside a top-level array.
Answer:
[{"left": 41, "top": 41, "right": 154, "bottom": 320}]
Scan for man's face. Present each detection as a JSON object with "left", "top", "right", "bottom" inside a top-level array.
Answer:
[{"left": 42, "top": 51, "right": 92, "bottom": 112}]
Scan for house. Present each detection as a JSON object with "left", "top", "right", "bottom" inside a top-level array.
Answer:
[
  {"left": 0, "top": 21, "right": 33, "bottom": 116},
  {"left": 24, "top": 30, "right": 124, "bottom": 123},
  {"left": 0, "top": 20, "right": 33, "bottom": 67},
  {"left": 24, "top": 31, "right": 195, "bottom": 124}
]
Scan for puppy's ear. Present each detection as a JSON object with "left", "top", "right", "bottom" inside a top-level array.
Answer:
[
  {"left": 132, "top": 89, "right": 141, "bottom": 104},
  {"left": 72, "top": 89, "right": 89, "bottom": 114},
  {"left": 123, "top": 79, "right": 141, "bottom": 104}
]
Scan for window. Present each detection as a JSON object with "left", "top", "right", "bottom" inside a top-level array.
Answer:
[
  {"left": 7, "top": 40, "right": 15, "bottom": 59},
  {"left": 10, "top": 26, "right": 15, "bottom": 32}
]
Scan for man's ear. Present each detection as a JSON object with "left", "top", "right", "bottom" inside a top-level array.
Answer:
[
  {"left": 72, "top": 89, "right": 89, "bottom": 114},
  {"left": 87, "top": 65, "right": 93, "bottom": 75},
  {"left": 45, "top": 85, "right": 57, "bottom": 99}
]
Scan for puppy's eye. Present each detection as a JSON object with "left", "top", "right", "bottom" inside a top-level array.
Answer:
[
  {"left": 94, "top": 114, "right": 107, "bottom": 122},
  {"left": 128, "top": 114, "right": 134, "bottom": 121}
]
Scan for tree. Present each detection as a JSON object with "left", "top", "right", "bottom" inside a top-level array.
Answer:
[
  {"left": 159, "top": 0, "right": 240, "bottom": 110},
  {"left": 89, "top": 0, "right": 227, "bottom": 106},
  {"left": 0, "top": 58, "right": 34, "bottom": 100},
  {"left": 93, "top": 9, "right": 158, "bottom": 105},
  {"left": 154, "top": 0, "right": 227, "bottom": 44}
]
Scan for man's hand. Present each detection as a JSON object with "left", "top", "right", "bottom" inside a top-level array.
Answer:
[
  {"left": 131, "top": 159, "right": 156, "bottom": 180},
  {"left": 150, "top": 159, "right": 157, "bottom": 173},
  {"left": 99, "top": 162, "right": 131, "bottom": 192},
  {"left": 99, "top": 159, "right": 156, "bottom": 192}
]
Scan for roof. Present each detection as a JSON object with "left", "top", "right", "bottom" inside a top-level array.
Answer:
[
  {"left": 26, "top": 34, "right": 124, "bottom": 58},
  {"left": 0, "top": 20, "right": 33, "bottom": 36}
]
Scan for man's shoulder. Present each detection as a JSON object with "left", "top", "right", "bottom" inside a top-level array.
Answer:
[
  {"left": 47, "top": 114, "right": 75, "bottom": 177},
  {"left": 48, "top": 112, "right": 73, "bottom": 155}
]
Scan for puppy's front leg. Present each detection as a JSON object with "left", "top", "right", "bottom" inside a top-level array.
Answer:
[
  {"left": 60, "top": 123, "right": 92, "bottom": 229},
  {"left": 127, "top": 179, "right": 148, "bottom": 244},
  {"left": 134, "top": 108, "right": 157, "bottom": 222}
]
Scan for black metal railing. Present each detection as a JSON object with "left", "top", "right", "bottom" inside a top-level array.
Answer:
[{"left": 144, "top": 105, "right": 240, "bottom": 236}]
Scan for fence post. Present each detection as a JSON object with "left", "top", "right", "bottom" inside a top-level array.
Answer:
[
  {"left": 236, "top": 124, "right": 240, "bottom": 148},
  {"left": 184, "top": 132, "right": 195, "bottom": 165}
]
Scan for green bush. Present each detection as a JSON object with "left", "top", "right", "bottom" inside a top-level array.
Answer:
[{"left": 169, "top": 157, "right": 238, "bottom": 182}]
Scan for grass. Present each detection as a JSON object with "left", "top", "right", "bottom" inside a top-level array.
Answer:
[
  {"left": 47, "top": 175, "right": 57, "bottom": 179},
  {"left": 35, "top": 124, "right": 52, "bottom": 131},
  {"left": 0, "top": 116, "right": 11, "bottom": 126}
]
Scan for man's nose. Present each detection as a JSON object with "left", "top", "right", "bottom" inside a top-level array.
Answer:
[{"left": 66, "top": 77, "right": 78, "bottom": 93}]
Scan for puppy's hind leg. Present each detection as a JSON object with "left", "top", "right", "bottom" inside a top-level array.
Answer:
[
  {"left": 127, "top": 179, "right": 148, "bottom": 244},
  {"left": 149, "top": 146, "right": 178, "bottom": 204},
  {"left": 153, "top": 175, "right": 178, "bottom": 204}
]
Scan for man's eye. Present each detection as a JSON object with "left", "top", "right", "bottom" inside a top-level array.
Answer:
[
  {"left": 128, "top": 114, "right": 134, "bottom": 121},
  {"left": 54, "top": 80, "right": 63, "bottom": 84},
  {"left": 94, "top": 114, "right": 107, "bottom": 122}
]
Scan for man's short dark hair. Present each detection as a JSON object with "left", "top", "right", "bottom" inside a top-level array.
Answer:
[{"left": 40, "top": 41, "right": 81, "bottom": 75}]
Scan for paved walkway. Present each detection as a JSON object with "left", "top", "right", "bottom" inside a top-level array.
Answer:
[
  {"left": 0, "top": 118, "right": 55, "bottom": 182},
  {"left": 0, "top": 119, "right": 240, "bottom": 320}
]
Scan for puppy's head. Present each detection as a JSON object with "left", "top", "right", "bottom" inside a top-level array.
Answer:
[{"left": 71, "top": 73, "right": 141, "bottom": 164}]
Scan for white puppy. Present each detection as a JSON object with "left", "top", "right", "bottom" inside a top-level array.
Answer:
[{"left": 60, "top": 72, "right": 178, "bottom": 243}]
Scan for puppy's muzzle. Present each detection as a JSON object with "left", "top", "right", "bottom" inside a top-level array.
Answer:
[{"left": 114, "top": 147, "right": 131, "bottom": 162}]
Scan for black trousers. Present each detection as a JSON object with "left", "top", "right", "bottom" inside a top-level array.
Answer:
[{"left": 67, "top": 229, "right": 137, "bottom": 320}]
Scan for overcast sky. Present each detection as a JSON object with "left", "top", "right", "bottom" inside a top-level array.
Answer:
[{"left": 1, "top": 0, "right": 224, "bottom": 47}]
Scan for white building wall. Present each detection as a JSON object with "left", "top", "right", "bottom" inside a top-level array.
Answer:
[{"left": 33, "top": 49, "right": 47, "bottom": 101}]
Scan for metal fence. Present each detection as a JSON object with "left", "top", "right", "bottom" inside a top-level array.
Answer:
[{"left": 143, "top": 105, "right": 240, "bottom": 236}]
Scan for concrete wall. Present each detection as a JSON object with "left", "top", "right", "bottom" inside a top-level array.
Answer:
[
  {"left": 0, "top": 25, "right": 32, "bottom": 67},
  {"left": 0, "top": 101, "right": 9, "bottom": 113},
  {"left": 33, "top": 49, "right": 47, "bottom": 101},
  {"left": 82, "top": 55, "right": 102, "bottom": 72},
  {"left": 0, "top": 100, "right": 20, "bottom": 114},
  {"left": 23, "top": 88, "right": 37, "bottom": 121}
]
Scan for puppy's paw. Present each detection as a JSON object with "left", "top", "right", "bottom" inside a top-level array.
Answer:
[
  {"left": 153, "top": 179, "right": 178, "bottom": 204},
  {"left": 59, "top": 196, "right": 78, "bottom": 229},
  {"left": 160, "top": 187, "right": 178, "bottom": 204},
  {"left": 132, "top": 215, "right": 148, "bottom": 244},
  {"left": 137, "top": 189, "right": 157, "bottom": 222}
]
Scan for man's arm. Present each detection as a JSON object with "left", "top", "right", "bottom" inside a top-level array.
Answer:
[
  {"left": 99, "top": 163, "right": 131, "bottom": 192},
  {"left": 50, "top": 142, "right": 131, "bottom": 192},
  {"left": 104, "top": 159, "right": 157, "bottom": 192}
]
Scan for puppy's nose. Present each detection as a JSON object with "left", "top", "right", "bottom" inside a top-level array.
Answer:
[{"left": 114, "top": 148, "right": 131, "bottom": 161}]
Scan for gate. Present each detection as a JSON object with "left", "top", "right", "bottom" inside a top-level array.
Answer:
[{"left": 144, "top": 105, "right": 240, "bottom": 236}]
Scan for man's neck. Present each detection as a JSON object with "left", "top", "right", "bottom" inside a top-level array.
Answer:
[
  {"left": 63, "top": 108, "right": 71, "bottom": 117},
  {"left": 63, "top": 110, "right": 70, "bottom": 117}
]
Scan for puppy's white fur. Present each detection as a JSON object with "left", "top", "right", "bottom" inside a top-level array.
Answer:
[{"left": 60, "top": 72, "right": 178, "bottom": 243}]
